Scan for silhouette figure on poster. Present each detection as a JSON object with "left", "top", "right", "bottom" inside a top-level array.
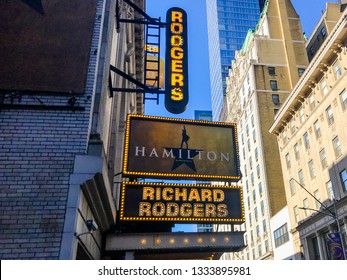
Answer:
[{"left": 180, "top": 126, "right": 190, "bottom": 149}]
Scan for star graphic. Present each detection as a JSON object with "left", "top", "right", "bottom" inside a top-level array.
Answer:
[{"left": 164, "top": 148, "right": 203, "bottom": 172}]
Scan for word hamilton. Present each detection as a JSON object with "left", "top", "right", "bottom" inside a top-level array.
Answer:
[{"left": 134, "top": 146, "right": 231, "bottom": 161}]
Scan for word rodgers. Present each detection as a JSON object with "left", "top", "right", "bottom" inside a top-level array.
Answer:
[
  {"left": 139, "top": 187, "right": 229, "bottom": 218},
  {"left": 169, "top": 10, "right": 185, "bottom": 102}
]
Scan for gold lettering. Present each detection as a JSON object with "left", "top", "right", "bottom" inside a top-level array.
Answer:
[
  {"left": 162, "top": 188, "right": 174, "bottom": 200},
  {"left": 171, "top": 35, "right": 183, "bottom": 47},
  {"left": 156, "top": 187, "right": 161, "bottom": 200},
  {"left": 205, "top": 204, "right": 216, "bottom": 217},
  {"left": 152, "top": 202, "right": 165, "bottom": 216},
  {"left": 171, "top": 73, "right": 184, "bottom": 87},
  {"left": 188, "top": 189, "right": 200, "bottom": 202},
  {"left": 139, "top": 202, "right": 151, "bottom": 216},
  {"left": 175, "top": 188, "right": 187, "bottom": 201},
  {"left": 213, "top": 189, "right": 225, "bottom": 202},
  {"left": 180, "top": 203, "right": 192, "bottom": 216},
  {"left": 171, "top": 47, "right": 183, "bottom": 59},
  {"left": 171, "top": 88, "right": 183, "bottom": 101},
  {"left": 217, "top": 204, "right": 228, "bottom": 217},
  {"left": 171, "top": 11, "right": 183, "bottom": 23},
  {"left": 171, "top": 22, "right": 183, "bottom": 34},
  {"left": 166, "top": 203, "right": 179, "bottom": 216},
  {"left": 193, "top": 203, "right": 204, "bottom": 217},
  {"left": 201, "top": 189, "right": 212, "bottom": 202},
  {"left": 143, "top": 187, "right": 154, "bottom": 200},
  {"left": 172, "top": 60, "right": 183, "bottom": 72}
]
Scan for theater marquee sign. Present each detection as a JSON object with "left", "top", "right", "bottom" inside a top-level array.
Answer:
[
  {"left": 123, "top": 114, "right": 241, "bottom": 181},
  {"left": 119, "top": 182, "right": 245, "bottom": 223}
]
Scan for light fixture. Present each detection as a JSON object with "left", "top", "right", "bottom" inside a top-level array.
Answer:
[
  {"left": 75, "top": 219, "right": 99, "bottom": 238},
  {"left": 85, "top": 219, "right": 98, "bottom": 231}
]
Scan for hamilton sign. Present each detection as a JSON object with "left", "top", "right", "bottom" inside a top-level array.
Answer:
[
  {"left": 122, "top": 114, "right": 241, "bottom": 181},
  {"left": 119, "top": 182, "right": 245, "bottom": 223}
]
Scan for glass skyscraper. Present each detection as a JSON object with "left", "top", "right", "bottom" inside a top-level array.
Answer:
[{"left": 206, "top": 0, "right": 263, "bottom": 120}]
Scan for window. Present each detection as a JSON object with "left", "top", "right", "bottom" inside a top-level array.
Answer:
[
  {"left": 258, "top": 182, "right": 263, "bottom": 196},
  {"left": 256, "top": 164, "right": 261, "bottom": 178},
  {"left": 326, "top": 180, "right": 334, "bottom": 199},
  {"left": 320, "top": 78, "right": 328, "bottom": 96},
  {"left": 333, "top": 60, "right": 342, "bottom": 79},
  {"left": 252, "top": 130, "right": 256, "bottom": 142},
  {"left": 298, "top": 169, "right": 305, "bottom": 186},
  {"left": 256, "top": 225, "right": 260, "bottom": 237},
  {"left": 282, "top": 130, "right": 288, "bottom": 145},
  {"left": 270, "top": 80, "right": 278, "bottom": 91},
  {"left": 294, "top": 143, "right": 300, "bottom": 160},
  {"left": 274, "top": 223, "right": 289, "bottom": 248},
  {"left": 247, "top": 139, "right": 251, "bottom": 151},
  {"left": 247, "top": 197, "right": 251, "bottom": 209},
  {"left": 249, "top": 156, "right": 253, "bottom": 170},
  {"left": 293, "top": 206, "right": 299, "bottom": 223},
  {"left": 253, "top": 189, "right": 256, "bottom": 203},
  {"left": 258, "top": 244, "right": 262, "bottom": 257},
  {"left": 265, "top": 239, "right": 269, "bottom": 253},
  {"left": 319, "top": 149, "right": 328, "bottom": 169},
  {"left": 303, "top": 132, "right": 310, "bottom": 150},
  {"left": 274, "top": 109, "right": 279, "bottom": 115},
  {"left": 340, "top": 89, "right": 347, "bottom": 110},
  {"left": 298, "top": 68, "right": 305, "bottom": 77},
  {"left": 290, "top": 118, "right": 296, "bottom": 134},
  {"left": 303, "top": 198, "right": 309, "bottom": 217},
  {"left": 255, "top": 148, "right": 259, "bottom": 161},
  {"left": 249, "top": 213, "right": 252, "bottom": 225},
  {"left": 268, "top": 67, "right": 276, "bottom": 75},
  {"left": 272, "top": 94, "right": 280, "bottom": 104},
  {"left": 285, "top": 153, "right": 291, "bottom": 169},
  {"left": 309, "top": 93, "right": 315, "bottom": 111},
  {"left": 340, "top": 169, "right": 347, "bottom": 191},
  {"left": 262, "top": 219, "right": 267, "bottom": 233},
  {"left": 251, "top": 173, "right": 255, "bottom": 186},
  {"left": 321, "top": 26, "right": 326, "bottom": 37},
  {"left": 332, "top": 136, "right": 342, "bottom": 158},
  {"left": 255, "top": 207, "right": 258, "bottom": 221},
  {"left": 251, "top": 115, "right": 255, "bottom": 127},
  {"left": 290, "top": 179, "right": 296, "bottom": 196},
  {"left": 308, "top": 160, "right": 316, "bottom": 179},
  {"left": 299, "top": 106, "right": 305, "bottom": 123},
  {"left": 326, "top": 105, "right": 334, "bottom": 125},
  {"left": 313, "top": 120, "right": 321, "bottom": 138},
  {"left": 261, "top": 200, "right": 265, "bottom": 215},
  {"left": 246, "top": 180, "right": 249, "bottom": 193}
]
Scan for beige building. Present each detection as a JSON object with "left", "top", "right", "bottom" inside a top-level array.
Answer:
[
  {"left": 221, "top": 0, "right": 308, "bottom": 260},
  {"left": 270, "top": 3, "right": 347, "bottom": 259}
]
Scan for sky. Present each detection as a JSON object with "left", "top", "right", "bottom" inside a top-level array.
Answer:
[
  {"left": 144, "top": 0, "right": 332, "bottom": 232},
  {"left": 144, "top": 0, "right": 331, "bottom": 120}
]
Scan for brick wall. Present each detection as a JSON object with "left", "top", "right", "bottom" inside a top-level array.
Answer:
[{"left": 0, "top": 0, "right": 105, "bottom": 259}]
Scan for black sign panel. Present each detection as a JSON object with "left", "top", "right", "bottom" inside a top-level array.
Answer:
[
  {"left": 119, "top": 182, "right": 245, "bottom": 223},
  {"left": 165, "top": 7, "right": 189, "bottom": 114},
  {"left": 122, "top": 114, "right": 241, "bottom": 182}
]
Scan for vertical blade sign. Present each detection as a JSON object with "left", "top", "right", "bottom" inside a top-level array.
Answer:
[{"left": 165, "top": 7, "right": 188, "bottom": 114}]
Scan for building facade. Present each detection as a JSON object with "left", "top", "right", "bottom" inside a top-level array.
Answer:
[
  {"left": 0, "top": 0, "right": 145, "bottom": 259},
  {"left": 270, "top": 3, "right": 347, "bottom": 260},
  {"left": 222, "top": 0, "right": 309, "bottom": 260},
  {"left": 206, "top": 0, "right": 262, "bottom": 121}
]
